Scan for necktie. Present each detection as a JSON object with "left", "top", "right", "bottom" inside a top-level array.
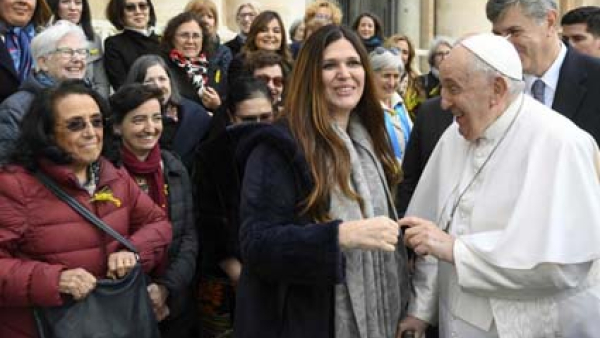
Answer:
[{"left": 531, "top": 79, "right": 545, "bottom": 104}]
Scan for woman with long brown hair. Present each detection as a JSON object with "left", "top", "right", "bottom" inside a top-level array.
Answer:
[
  {"left": 227, "top": 10, "right": 292, "bottom": 88},
  {"left": 234, "top": 25, "right": 411, "bottom": 338}
]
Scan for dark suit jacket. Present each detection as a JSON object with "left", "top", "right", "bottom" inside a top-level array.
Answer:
[
  {"left": 553, "top": 48, "right": 600, "bottom": 144},
  {"left": 0, "top": 38, "right": 20, "bottom": 104},
  {"left": 396, "top": 97, "right": 453, "bottom": 215}
]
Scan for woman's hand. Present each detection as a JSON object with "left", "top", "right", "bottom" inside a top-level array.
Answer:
[
  {"left": 399, "top": 216, "right": 455, "bottom": 263},
  {"left": 396, "top": 315, "right": 429, "bottom": 338},
  {"left": 339, "top": 216, "right": 399, "bottom": 252},
  {"left": 58, "top": 268, "right": 97, "bottom": 300},
  {"left": 200, "top": 86, "right": 221, "bottom": 110},
  {"left": 147, "top": 283, "right": 170, "bottom": 321},
  {"left": 107, "top": 251, "right": 137, "bottom": 279}
]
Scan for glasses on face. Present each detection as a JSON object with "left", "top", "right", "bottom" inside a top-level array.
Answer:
[
  {"left": 255, "top": 75, "right": 284, "bottom": 87},
  {"left": 434, "top": 50, "right": 450, "bottom": 58},
  {"left": 60, "top": 115, "right": 104, "bottom": 132},
  {"left": 238, "top": 12, "right": 256, "bottom": 19},
  {"left": 124, "top": 1, "right": 149, "bottom": 12},
  {"left": 237, "top": 112, "right": 273, "bottom": 123},
  {"left": 374, "top": 46, "right": 400, "bottom": 56},
  {"left": 175, "top": 32, "right": 202, "bottom": 41},
  {"left": 51, "top": 47, "right": 89, "bottom": 58},
  {"left": 314, "top": 13, "right": 332, "bottom": 20}
]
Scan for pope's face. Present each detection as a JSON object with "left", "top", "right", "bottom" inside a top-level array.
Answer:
[{"left": 439, "top": 46, "right": 499, "bottom": 141}]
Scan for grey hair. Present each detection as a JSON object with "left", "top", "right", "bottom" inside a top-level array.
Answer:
[
  {"left": 236, "top": 2, "right": 261, "bottom": 16},
  {"left": 467, "top": 50, "right": 525, "bottom": 96},
  {"left": 427, "top": 36, "right": 455, "bottom": 67},
  {"left": 486, "top": 0, "right": 557, "bottom": 23},
  {"left": 31, "top": 20, "right": 87, "bottom": 71},
  {"left": 369, "top": 48, "right": 404, "bottom": 73}
]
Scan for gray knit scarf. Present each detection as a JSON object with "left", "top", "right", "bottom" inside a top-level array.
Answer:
[{"left": 331, "top": 113, "right": 410, "bottom": 338}]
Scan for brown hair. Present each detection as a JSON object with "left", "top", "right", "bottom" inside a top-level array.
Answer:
[
  {"left": 161, "top": 11, "right": 207, "bottom": 53},
  {"left": 384, "top": 34, "right": 418, "bottom": 77},
  {"left": 33, "top": 0, "right": 52, "bottom": 28},
  {"left": 284, "top": 25, "right": 400, "bottom": 221},
  {"left": 185, "top": 0, "right": 219, "bottom": 27},
  {"left": 105, "top": 0, "right": 157, "bottom": 30},
  {"left": 242, "top": 10, "right": 291, "bottom": 65}
]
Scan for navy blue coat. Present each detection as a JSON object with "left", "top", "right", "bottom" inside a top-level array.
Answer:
[{"left": 234, "top": 123, "right": 344, "bottom": 338}]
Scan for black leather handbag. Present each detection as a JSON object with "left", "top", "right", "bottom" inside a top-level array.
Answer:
[{"left": 33, "top": 172, "right": 161, "bottom": 338}]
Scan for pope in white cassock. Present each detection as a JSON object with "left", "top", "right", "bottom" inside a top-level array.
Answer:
[{"left": 396, "top": 33, "right": 600, "bottom": 338}]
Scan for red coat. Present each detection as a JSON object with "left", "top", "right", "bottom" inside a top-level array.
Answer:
[{"left": 0, "top": 158, "right": 172, "bottom": 338}]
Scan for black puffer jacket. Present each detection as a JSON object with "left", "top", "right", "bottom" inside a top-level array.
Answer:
[{"left": 156, "top": 150, "right": 199, "bottom": 337}]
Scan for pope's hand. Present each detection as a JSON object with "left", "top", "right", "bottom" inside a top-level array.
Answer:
[
  {"left": 339, "top": 216, "right": 399, "bottom": 252},
  {"left": 399, "top": 216, "right": 455, "bottom": 263}
]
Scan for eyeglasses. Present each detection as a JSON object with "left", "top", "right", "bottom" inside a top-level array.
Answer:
[
  {"left": 238, "top": 12, "right": 256, "bottom": 19},
  {"left": 374, "top": 46, "right": 400, "bottom": 56},
  {"left": 236, "top": 112, "right": 273, "bottom": 123},
  {"left": 175, "top": 32, "right": 202, "bottom": 41},
  {"left": 124, "top": 1, "right": 149, "bottom": 12},
  {"left": 314, "top": 13, "right": 332, "bottom": 21},
  {"left": 255, "top": 75, "right": 284, "bottom": 87},
  {"left": 51, "top": 47, "right": 89, "bottom": 58},
  {"left": 60, "top": 115, "right": 104, "bottom": 132},
  {"left": 434, "top": 50, "right": 450, "bottom": 58}
]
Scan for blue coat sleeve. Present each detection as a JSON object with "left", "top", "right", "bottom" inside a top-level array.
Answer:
[{"left": 239, "top": 144, "right": 345, "bottom": 285}]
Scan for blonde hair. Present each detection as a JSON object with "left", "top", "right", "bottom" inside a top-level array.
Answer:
[{"left": 304, "top": 0, "right": 343, "bottom": 25}]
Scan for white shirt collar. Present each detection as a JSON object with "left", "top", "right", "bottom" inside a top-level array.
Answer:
[{"left": 524, "top": 43, "right": 567, "bottom": 106}]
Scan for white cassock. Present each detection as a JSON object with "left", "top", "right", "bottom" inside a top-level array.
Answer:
[{"left": 406, "top": 93, "right": 600, "bottom": 338}]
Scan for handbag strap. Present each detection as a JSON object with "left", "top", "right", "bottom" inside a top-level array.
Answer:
[{"left": 34, "top": 171, "right": 139, "bottom": 254}]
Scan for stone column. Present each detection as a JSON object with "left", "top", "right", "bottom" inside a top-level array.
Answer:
[
  {"left": 397, "top": 0, "right": 421, "bottom": 47},
  {"left": 435, "top": 0, "right": 490, "bottom": 39}
]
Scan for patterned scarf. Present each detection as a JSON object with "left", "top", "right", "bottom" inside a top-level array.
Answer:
[
  {"left": 121, "top": 144, "right": 168, "bottom": 214},
  {"left": 1, "top": 22, "right": 35, "bottom": 83},
  {"left": 169, "top": 49, "right": 208, "bottom": 93}
]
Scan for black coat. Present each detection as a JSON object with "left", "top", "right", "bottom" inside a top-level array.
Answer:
[
  {"left": 159, "top": 98, "right": 211, "bottom": 170},
  {"left": 225, "top": 34, "right": 245, "bottom": 57},
  {"left": 156, "top": 150, "right": 199, "bottom": 337},
  {"left": 396, "top": 97, "right": 453, "bottom": 215},
  {"left": 233, "top": 123, "right": 344, "bottom": 338},
  {"left": 552, "top": 47, "right": 600, "bottom": 145},
  {"left": 103, "top": 30, "right": 161, "bottom": 90},
  {"left": 0, "top": 38, "right": 21, "bottom": 104}
]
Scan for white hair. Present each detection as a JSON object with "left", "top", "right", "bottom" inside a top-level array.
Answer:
[
  {"left": 31, "top": 20, "right": 87, "bottom": 71},
  {"left": 369, "top": 48, "right": 404, "bottom": 74}
]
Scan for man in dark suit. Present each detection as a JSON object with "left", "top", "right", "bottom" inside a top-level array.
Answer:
[
  {"left": 397, "top": 97, "right": 453, "bottom": 216},
  {"left": 487, "top": 0, "right": 600, "bottom": 145}
]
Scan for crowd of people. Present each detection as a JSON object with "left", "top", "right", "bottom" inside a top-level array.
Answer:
[{"left": 2, "top": 0, "right": 600, "bottom": 337}]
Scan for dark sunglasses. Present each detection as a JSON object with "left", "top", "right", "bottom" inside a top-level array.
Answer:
[
  {"left": 374, "top": 46, "right": 400, "bottom": 56},
  {"left": 61, "top": 115, "right": 104, "bottom": 132},
  {"left": 237, "top": 112, "right": 273, "bottom": 123},
  {"left": 255, "top": 75, "right": 284, "bottom": 87},
  {"left": 124, "top": 1, "right": 149, "bottom": 12}
]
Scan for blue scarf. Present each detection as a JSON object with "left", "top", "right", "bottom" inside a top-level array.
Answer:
[
  {"left": 2, "top": 22, "right": 35, "bottom": 83},
  {"left": 35, "top": 71, "right": 57, "bottom": 87}
]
